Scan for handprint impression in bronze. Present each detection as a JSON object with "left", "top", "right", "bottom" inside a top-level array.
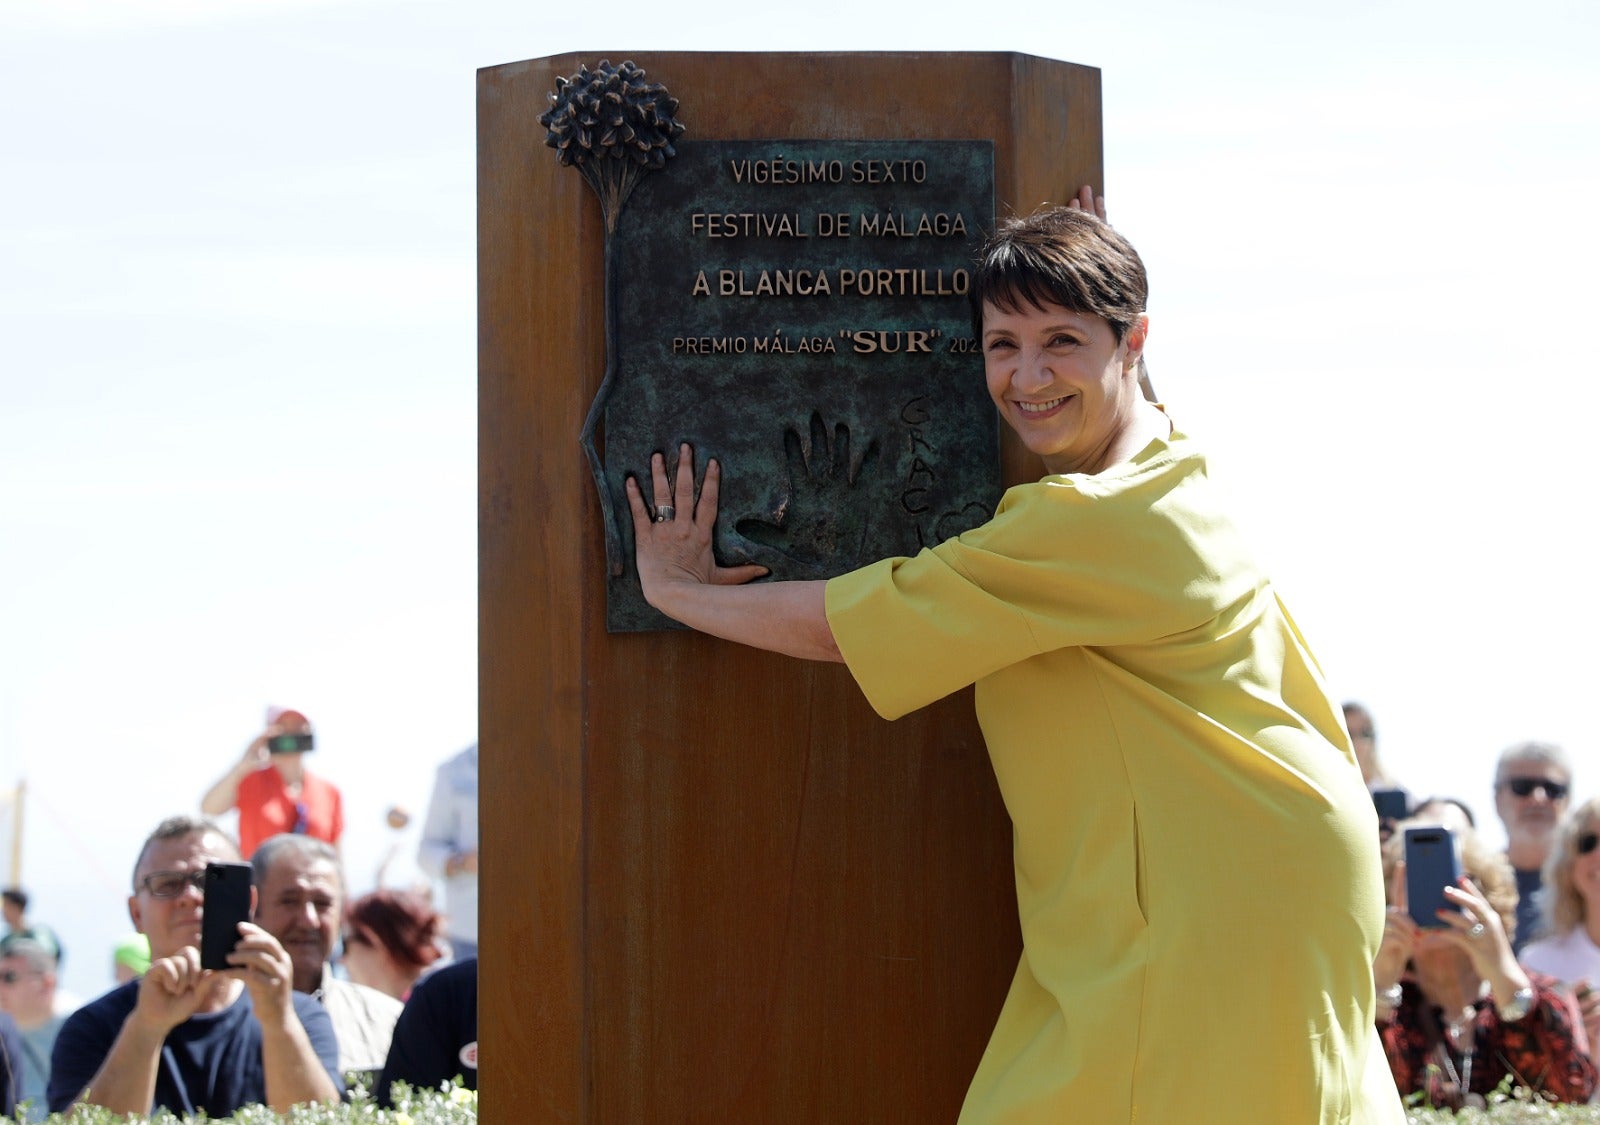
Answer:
[
  {"left": 736, "top": 402, "right": 993, "bottom": 579},
  {"left": 736, "top": 412, "right": 881, "bottom": 576}
]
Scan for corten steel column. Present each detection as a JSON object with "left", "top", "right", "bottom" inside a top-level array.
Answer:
[{"left": 479, "top": 51, "right": 1101, "bottom": 1122}]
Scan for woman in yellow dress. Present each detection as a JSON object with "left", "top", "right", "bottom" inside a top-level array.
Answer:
[{"left": 626, "top": 192, "right": 1403, "bottom": 1123}]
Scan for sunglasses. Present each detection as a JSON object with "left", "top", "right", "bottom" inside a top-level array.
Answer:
[
  {"left": 138, "top": 870, "right": 207, "bottom": 898},
  {"left": 1579, "top": 832, "right": 1599, "bottom": 856},
  {"left": 1501, "top": 777, "right": 1570, "bottom": 800}
]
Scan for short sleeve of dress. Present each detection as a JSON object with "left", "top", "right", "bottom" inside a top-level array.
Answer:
[{"left": 825, "top": 437, "right": 1256, "bottom": 720}]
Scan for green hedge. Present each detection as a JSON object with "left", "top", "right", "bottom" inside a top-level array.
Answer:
[
  {"left": 1404, "top": 1101, "right": 1600, "bottom": 1123},
  {"left": 6, "top": 1083, "right": 1600, "bottom": 1123},
  {"left": 0, "top": 1082, "right": 475, "bottom": 1124}
]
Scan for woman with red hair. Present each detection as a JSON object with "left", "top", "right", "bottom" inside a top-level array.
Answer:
[{"left": 341, "top": 890, "right": 445, "bottom": 1001}]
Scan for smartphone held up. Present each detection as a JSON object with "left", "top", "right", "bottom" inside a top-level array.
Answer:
[
  {"left": 1404, "top": 825, "right": 1463, "bottom": 929},
  {"left": 266, "top": 733, "right": 314, "bottom": 755},
  {"left": 200, "top": 861, "right": 253, "bottom": 970}
]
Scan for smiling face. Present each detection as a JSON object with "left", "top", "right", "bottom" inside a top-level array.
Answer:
[
  {"left": 254, "top": 851, "right": 341, "bottom": 993},
  {"left": 981, "top": 300, "right": 1147, "bottom": 475}
]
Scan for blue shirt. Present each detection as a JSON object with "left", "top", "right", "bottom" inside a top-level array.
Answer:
[
  {"left": 1514, "top": 865, "right": 1544, "bottom": 953},
  {"left": 47, "top": 981, "right": 342, "bottom": 1115}
]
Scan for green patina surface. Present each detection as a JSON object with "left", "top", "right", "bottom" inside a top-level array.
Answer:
[{"left": 605, "top": 139, "right": 999, "bottom": 632}]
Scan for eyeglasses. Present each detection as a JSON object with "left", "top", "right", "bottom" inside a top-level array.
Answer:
[
  {"left": 1500, "top": 777, "right": 1569, "bottom": 800},
  {"left": 1579, "top": 832, "right": 1599, "bottom": 856},
  {"left": 138, "top": 870, "right": 207, "bottom": 898}
]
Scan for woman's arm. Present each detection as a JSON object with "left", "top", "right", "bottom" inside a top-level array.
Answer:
[{"left": 625, "top": 444, "right": 842, "bottom": 663}]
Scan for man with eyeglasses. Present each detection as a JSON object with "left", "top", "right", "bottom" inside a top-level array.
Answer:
[
  {"left": 45, "top": 815, "right": 342, "bottom": 1117},
  {"left": 1493, "top": 741, "right": 1575, "bottom": 953},
  {"left": 0, "top": 939, "right": 65, "bottom": 1121}
]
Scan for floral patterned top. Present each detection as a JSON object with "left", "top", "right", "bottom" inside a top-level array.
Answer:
[{"left": 1379, "top": 973, "right": 1597, "bottom": 1109}]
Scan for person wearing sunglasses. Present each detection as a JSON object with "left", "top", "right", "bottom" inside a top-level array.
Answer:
[
  {"left": 1521, "top": 799, "right": 1600, "bottom": 1054},
  {"left": 1492, "top": 741, "right": 1574, "bottom": 953},
  {"left": 1375, "top": 819, "right": 1596, "bottom": 1109},
  {"left": 0, "top": 938, "right": 65, "bottom": 1121}
]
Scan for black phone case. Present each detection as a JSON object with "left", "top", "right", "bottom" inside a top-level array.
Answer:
[
  {"left": 1404, "top": 826, "right": 1461, "bottom": 929},
  {"left": 200, "top": 862, "right": 253, "bottom": 970}
]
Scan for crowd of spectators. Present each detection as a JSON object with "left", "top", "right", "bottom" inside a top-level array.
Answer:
[
  {"left": 0, "top": 712, "right": 477, "bottom": 1118},
  {"left": 1349, "top": 701, "right": 1599, "bottom": 1109},
  {"left": 2, "top": 697, "right": 1597, "bottom": 1116}
]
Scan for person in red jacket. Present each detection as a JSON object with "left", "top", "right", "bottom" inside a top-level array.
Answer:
[{"left": 201, "top": 709, "right": 344, "bottom": 858}]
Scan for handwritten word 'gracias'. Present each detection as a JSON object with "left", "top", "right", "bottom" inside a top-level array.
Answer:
[{"left": 728, "top": 157, "right": 927, "bottom": 185}]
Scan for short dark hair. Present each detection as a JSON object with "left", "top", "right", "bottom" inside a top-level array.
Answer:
[
  {"left": 0, "top": 888, "right": 27, "bottom": 911},
  {"left": 131, "top": 815, "right": 238, "bottom": 890},
  {"left": 970, "top": 206, "right": 1148, "bottom": 342}
]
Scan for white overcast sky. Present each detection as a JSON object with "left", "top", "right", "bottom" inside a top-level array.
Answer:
[{"left": 2, "top": 0, "right": 1596, "bottom": 1000}]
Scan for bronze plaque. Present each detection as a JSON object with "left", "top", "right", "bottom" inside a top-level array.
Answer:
[{"left": 606, "top": 139, "right": 998, "bottom": 631}]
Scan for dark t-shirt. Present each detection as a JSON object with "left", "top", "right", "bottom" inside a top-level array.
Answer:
[
  {"left": 375, "top": 959, "right": 477, "bottom": 1107},
  {"left": 47, "top": 980, "right": 343, "bottom": 1115},
  {"left": 1514, "top": 866, "right": 1543, "bottom": 953}
]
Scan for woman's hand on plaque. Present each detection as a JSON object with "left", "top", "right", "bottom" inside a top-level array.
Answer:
[
  {"left": 1066, "top": 184, "right": 1108, "bottom": 222},
  {"left": 627, "top": 443, "right": 768, "bottom": 607}
]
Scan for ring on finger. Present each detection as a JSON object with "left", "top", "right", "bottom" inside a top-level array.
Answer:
[
  {"left": 654, "top": 505, "right": 676, "bottom": 523},
  {"left": 1468, "top": 922, "right": 1486, "bottom": 939}
]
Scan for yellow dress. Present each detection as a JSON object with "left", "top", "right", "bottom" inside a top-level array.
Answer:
[{"left": 824, "top": 426, "right": 1404, "bottom": 1123}]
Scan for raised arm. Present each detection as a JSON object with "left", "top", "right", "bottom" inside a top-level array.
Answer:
[
  {"left": 200, "top": 734, "right": 269, "bottom": 815},
  {"left": 231, "top": 924, "right": 341, "bottom": 1109},
  {"left": 625, "top": 444, "right": 843, "bottom": 663},
  {"left": 1067, "top": 184, "right": 1156, "bottom": 402}
]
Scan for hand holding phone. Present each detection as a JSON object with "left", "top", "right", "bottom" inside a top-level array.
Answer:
[
  {"left": 1375, "top": 860, "right": 1418, "bottom": 994},
  {"left": 1403, "top": 826, "right": 1462, "bottom": 929},
  {"left": 200, "top": 862, "right": 254, "bottom": 970}
]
